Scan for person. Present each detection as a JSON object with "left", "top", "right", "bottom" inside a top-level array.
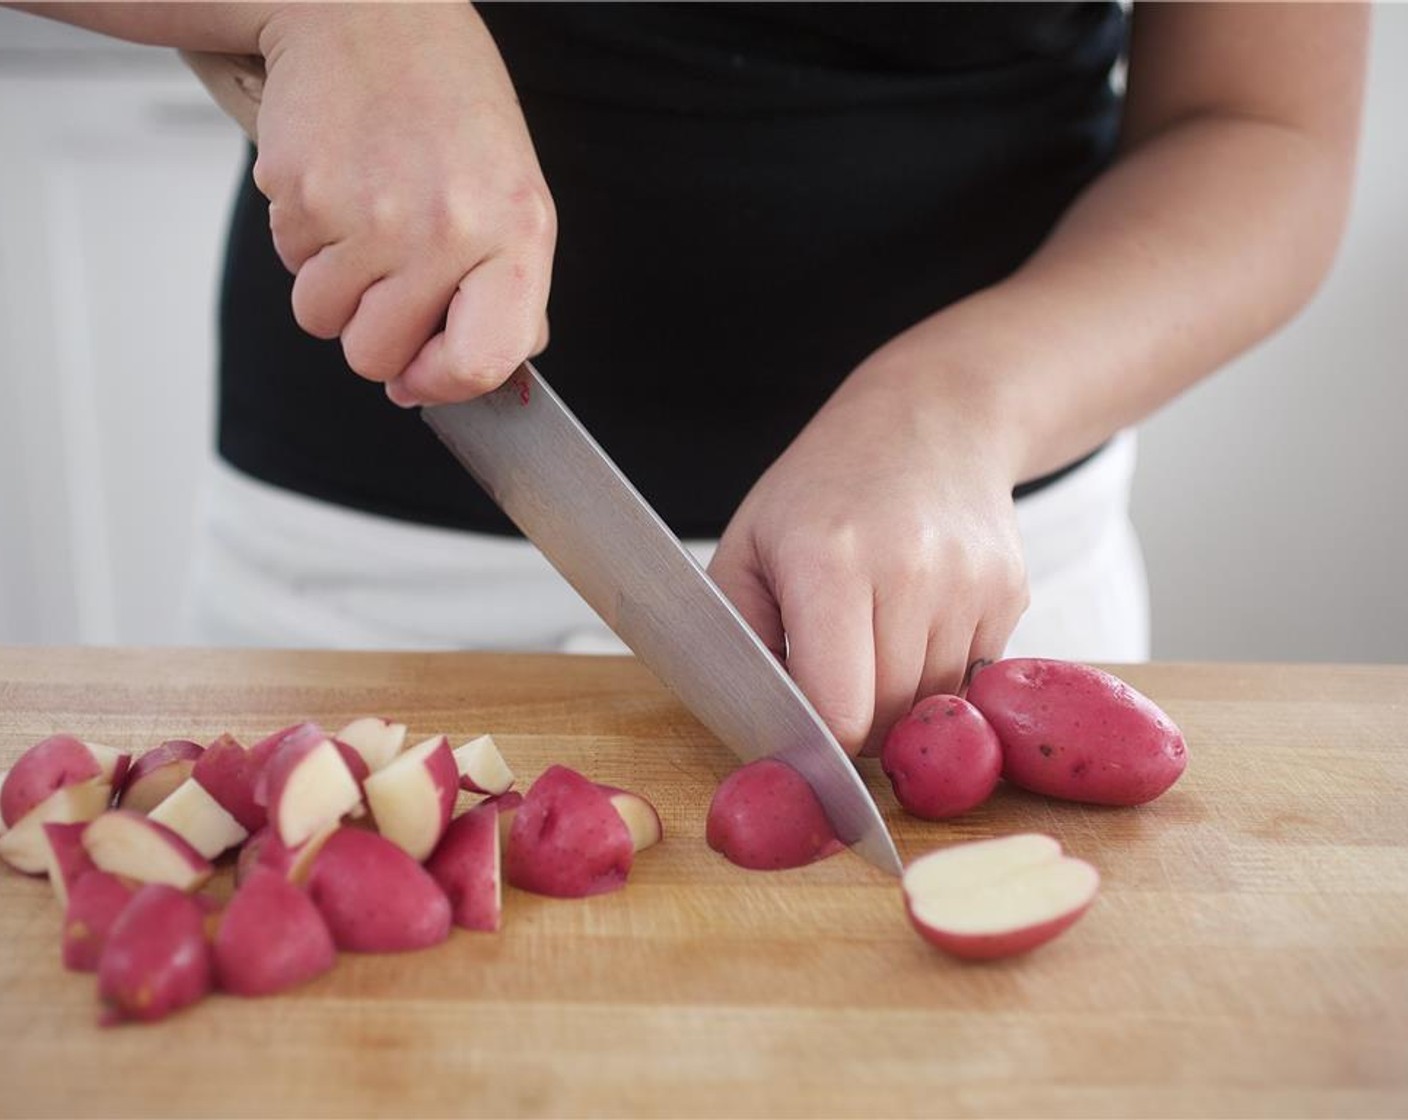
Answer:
[{"left": 18, "top": 3, "right": 1368, "bottom": 756}]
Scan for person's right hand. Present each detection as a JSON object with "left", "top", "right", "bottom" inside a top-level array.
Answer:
[{"left": 251, "top": 4, "right": 555, "bottom": 406}]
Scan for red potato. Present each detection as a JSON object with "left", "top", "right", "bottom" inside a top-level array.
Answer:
[
  {"left": 335, "top": 717, "right": 407, "bottom": 773},
  {"left": 147, "top": 778, "right": 248, "bottom": 860},
  {"left": 967, "top": 658, "right": 1188, "bottom": 807},
  {"left": 363, "top": 734, "right": 457, "bottom": 860},
  {"left": 191, "top": 733, "right": 266, "bottom": 834},
  {"left": 425, "top": 802, "right": 501, "bottom": 932},
  {"left": 84, "top": 742, "right": 132, "bottom": 793},
  {"left": 82, "top": 810, "right": 214, "bottom": 891},
  {"left": 902, "top": 833, "right": 1100, "bottom": 960},
  {"left": 0, "top": 778, "right": 113, "bottom": 875},
  {"left": 63, "top": 870, "right": 137, "bottom": 972},
  {"left": 505, "top": 765, "right": 634, "bottom": 898},
  {"left": 705, "top": 758, "right": 844, "bottom": 871},
  {"left": 453, "top": 733, "right": 516, "bottom": 796},
  {"left": 213, "top": 867, "right": 336, "bottom": 996},
  {"left": 1, "top": 734, "right": 104, "bottom": 827},
  {"left": 234, "top": 821, "right": 338, "bottom": 888},
  {"left": 117, "top": 740, "right": 204, "bottom": 815},
  {"left": 258, "top": 723, "right": 363, "bottom": 847},
  {"left": 483, "top": 790, "right": 524, "bottom": 849},
  {"left": 98, "top": 883, "right": 212, "bottom": 1024},
  {"left": 881, "top": 695, "right": 1003, "bottom": 820},
  {"left": 306, "top": 828, "right": 451, "bottom": 952},
  {"left": 597, "top": 785, "right": 663, "bottom": 852},
  {"left": 41, "top": 821, "right": 98, "bottom": 907}
]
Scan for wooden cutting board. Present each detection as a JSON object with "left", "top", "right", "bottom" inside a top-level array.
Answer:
[{"left": 0, "top": 647, "right": 1405, "bottom": 1119}]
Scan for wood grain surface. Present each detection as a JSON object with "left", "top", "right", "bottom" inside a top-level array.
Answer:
[{"left": 0, "top": 647, "right": 1405, "bottom": 1119}]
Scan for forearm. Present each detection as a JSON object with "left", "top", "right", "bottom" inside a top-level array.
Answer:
[
  {"left": 851, "top": 3, "right": 1368, "bottom": 485},
  {"left": 878, "top": 112, "right": 1358, "bottom": 482},
  {"left": 6, "top": 1, "right": 283, "bottom": 53}
]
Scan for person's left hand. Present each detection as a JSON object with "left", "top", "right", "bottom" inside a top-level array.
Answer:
[{"left": 707, "top": 356, "right": 1031, "bottom": 757}]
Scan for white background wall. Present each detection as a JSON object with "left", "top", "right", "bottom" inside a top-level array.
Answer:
[{"left": 1, "top": 6, "right": 1405, "bottom": 663}]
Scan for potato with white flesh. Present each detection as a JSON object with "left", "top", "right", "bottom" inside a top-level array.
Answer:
[
  {"left": 63, "top": 870, "right": 136, "bottom": 973},
  {"left": 0, "top": 778, "right": 112, "bottom": 875},
  {"left": 234, "top": 821, "right": 339, "bottom": 888},
  {"left": 84, "top": 742, "right": 132, "bottom": 791},
  {"left": 41, "top": 821, "right": 98, "bottom": 907},
  {"left": 2, "top": 734, "right": 109, "bottom": 827},
  {"left": 191, "top": 733, "right": 266, "bottom": 834},
  {"left": 98, "top": 883, "right": 213, "bottom": 1024},
  {"left": 505, "top": 765, "right": 634, "bottom": 898},
  {"left": 82, "top": 810, "right": 214, "bottom": 891},
  {"left": 306, "top": 827, "right": 451, "bottom": 952},
  {"left": 257, "top": 723, "right": 363, "bottom": 847},
  {"left": 213, "top": 867, "right": 337, "bottom": 997},
  {"left": 453, "top": 733, "right": 515, "bottom": 796},
  {"left": 597, "top": 785, "right": 663, "bottom": 852},
  {"left": 117, "top": 740, "right": 203, "bottom": 815},
  {"left": 426, "top": 802, "right": 501, "bottom": 932},
  {"left": 902, "top": 833, "right": 1100, "bottom": 960},
  {"left": 364, "top": 734, "right": 457, "bottom": 861},
  {"left": 148, "top": 778, "right": 249, "bottom": 860},
  {"left": 483, "top": 790, "right": 523, "bottom": 849},
  {"left": 335, "top": 717, "right": 407, "bottom": 773}
]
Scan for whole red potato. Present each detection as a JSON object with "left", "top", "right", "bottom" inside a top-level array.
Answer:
[
  {"left": 881, "top": 695, "right": 1002, "bottom": 820},
  {"left": 967, "top": 658, "right": 1187, "bottom": 807}
]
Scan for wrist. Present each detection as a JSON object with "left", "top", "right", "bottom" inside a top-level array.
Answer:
[{"left": 843, "top": 326, "right": 1036, "bottom": 493}]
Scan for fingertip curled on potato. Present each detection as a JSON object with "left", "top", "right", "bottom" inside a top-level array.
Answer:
[
  {"left": 706, "top": 758, "right": 844, "bottom": 871},
  {"left": 881, "top": 695, "right": 1002, "bottom": 820},
  {"left": 967, "top": 658, "right": 1187, "bottom": 806}
]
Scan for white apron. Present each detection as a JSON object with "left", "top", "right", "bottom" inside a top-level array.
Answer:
[{"left": 183, "top": 430, "right": 1149, "bottom": 663}]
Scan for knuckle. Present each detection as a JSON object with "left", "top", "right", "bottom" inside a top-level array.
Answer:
[
  {"left": 510, "top": 182, "right": 557, "bottom": 246},
  {"left": 289, "top": 276, "right": 341, "bottom": 340},
  {"left": 442, "top": 341, "right": 520, "bottom": 395},
  {"left": 365, "top": 189, "right": 409, "bottom": 240},
  {"left": 340, "top": 328, "right": 399, "bottom": 384}
]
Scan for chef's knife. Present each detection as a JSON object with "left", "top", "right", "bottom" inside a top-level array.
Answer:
[
  {"left": 172, "top": 52, "right": 901, "bottom": 871},
  {"left": 424, "top": 363, "right": 902, "bottom": 876}
]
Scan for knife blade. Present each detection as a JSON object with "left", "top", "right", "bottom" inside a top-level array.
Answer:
[{"left": 423, "top": 362, "right": 902, "bottom": 877}]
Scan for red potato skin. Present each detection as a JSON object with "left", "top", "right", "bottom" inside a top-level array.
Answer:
[
  {"left": 43, "top": 821, "right": 98, "bottom": 904},
  {"left": 116, "top": 740, "right": 203, "bottom": 812},
  {"left": 249, "top": 723, "right": 323, "bottom": 807},
  {"left": 305, "top": 828, "right": 451, "bottom": 952},
  {"left": 504, "top": 765, "right": 634, "bottom": 898},
  {"left": 213, "top": 868, "right": 336, "bottom": 997},
  {"left": 63, "top": 871, "right": 137, "bottom": 972},
  {"left": 97, "top": 883, "right": 213, "bottom": 1024},
  {"left": 706, "top": 758, "right": 844, "bottom": 871},
  {"left": 903, "top": 892, "right": 1097, "bottom": 961},
  {"left": 426, "top": 802, "right": 500, "bottom": 931},
  {"left": 192, "top": 734, "right": 266, "bottom": 833},
  {"left": 967, "top": 659, "right": 1188, "bottom": 807},
  {"left": 2, "top": 735, "right": 102, "bottom": 827},
  {"left": 239, "top": 822, "right": 332, "bottom": 884},
  {"left": 881, "top": 696, "right": 1003, "bottom": 820},
  {"left": 332, "top": 739, "right": 371, "bottom": 790}
]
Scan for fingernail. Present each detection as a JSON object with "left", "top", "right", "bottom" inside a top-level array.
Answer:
[{"left": 384, "top": 381, "right": 418, "bottom": 409}]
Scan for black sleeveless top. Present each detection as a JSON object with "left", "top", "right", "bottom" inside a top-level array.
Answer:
[{"left": 217, "top": 2, "right": 1127, "bottom": 537}]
